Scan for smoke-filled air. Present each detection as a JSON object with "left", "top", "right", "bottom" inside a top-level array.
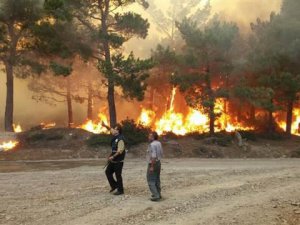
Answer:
[
  {"left": 1, "top": 0, "right": 299, "bottom": 137},
  {"left": 1, "top": 1, "right": 300, "bottom": 225}
]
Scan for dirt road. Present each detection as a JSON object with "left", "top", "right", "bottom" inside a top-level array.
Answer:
[{"left": 0, "top": 159, "right": 299, "bottom": 225}]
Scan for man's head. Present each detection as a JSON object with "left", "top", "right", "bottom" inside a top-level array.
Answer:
[
  {"left": 111, "top": 124, "right": 122, "bottom": 136},
  {"left": 148, "top": 131, "right": 158, "bottom": 142}
]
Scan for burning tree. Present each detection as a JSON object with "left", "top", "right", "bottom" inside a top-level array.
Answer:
[
  {"left": 173, "top": 17, "right": 239, "bottom": 135},
  {"left": 146, "top": 45, "right": 179, "bottom": 112},
  {"left": 247, "top": 0, "right": 300, "bottom": 135},
  {"left": 67, "top": 0, "right": 153, "bottom": 127}
]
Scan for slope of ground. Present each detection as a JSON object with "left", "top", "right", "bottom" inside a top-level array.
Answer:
[{"left": 1, "top": 129, "right": 300, "bottom": 160}]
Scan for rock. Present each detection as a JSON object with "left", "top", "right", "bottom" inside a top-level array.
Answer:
[
  {"left": 294, "top": 209, "right": 300, "bottom": 214},
  {"left": 291, "top": 202, "right": 300, "bottom": 207}
]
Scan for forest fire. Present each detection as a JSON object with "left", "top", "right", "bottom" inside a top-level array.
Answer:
[
  {"left": 80, "top": 112, "right": 109, "bottom": 134},
  {"left": 138, "top": 88, "right": 254, "bottom": 135},
  {"left": 0, "top": 141, "right": 18, "bottom": 152}
]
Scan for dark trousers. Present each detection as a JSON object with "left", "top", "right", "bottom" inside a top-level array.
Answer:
[
  {"left": 105, "top": 162, "right": 124, "bottom": 193},
  {"left": 147, "top": 161, "right": 161, "bottom": 199}
]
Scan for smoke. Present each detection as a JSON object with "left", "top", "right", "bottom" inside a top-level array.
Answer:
[{"left": 210, "top": 0, "right": 282, "bottom": 33}]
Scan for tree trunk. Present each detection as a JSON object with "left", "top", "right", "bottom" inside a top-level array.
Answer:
[
  {"left": 206, "top": 65, "right": 215, "bottom": 135},
  {"left": 286, "top": 100, "right": 293, "bottom": 136},
  {"left": 99, "top": 0, "right": 117, "bottom": 127},
  {"left": 223, "top": 99, "right": 227, "bottom": 128},
  {"left": 4, "top": 62, "right": 14, "bottom": 132},
  {"left": 4, "top": 23, "right": 17, "bottom": 132},
  {"left": 107, "top": 79, "right": 117, "bottom": 127},
  {"left": 209, "top": 104, "right": 215, "bottom": 135},
  {"left": 87, "top": 81, "right": 93, "bottom": 120},
  {"left": 66, "top": 78, "right": 73, "bottom": 128}
]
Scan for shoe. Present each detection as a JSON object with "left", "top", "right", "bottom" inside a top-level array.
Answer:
[
  {"left": 113, "top": 191, "right": 124, "bottom": 195},
  {"left": 150, "top": 197, "right": 160, "bottom": 201},
  {"left": 152, "top": 194, "right": 162, "bottom": 199},
  {"left": 109, "top": 187, "right": 117, "bottom": 193}
]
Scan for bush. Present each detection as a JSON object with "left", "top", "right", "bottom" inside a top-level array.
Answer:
[
  {"left": 26, "top": 132, "right": 46, "bottom": 142},
  {"left": 86, "top": 134, "right": 111, "bottom": 147},
  {"left": 121, "top": 119, "right": 151, "bottom": 146},
  {"left": 237, "top": 131, "right": 257, "bottom": 141},
  {"left": 45, "top": 134, "right": 64, "bottom": 140},
  {"left": 86, "top": 119, "right": 151, "bottom": 148}
]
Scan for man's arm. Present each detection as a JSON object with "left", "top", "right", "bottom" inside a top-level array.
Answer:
[
  {"left": 101, "top": 121, "right": 111, "bottom": 132},
  {"left": 109, "top": 140, "right": 125, "bottom": 160}
]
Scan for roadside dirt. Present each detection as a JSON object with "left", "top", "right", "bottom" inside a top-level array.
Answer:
[{"left": 0, "top": 159, "right": 299, "bottom": 225}]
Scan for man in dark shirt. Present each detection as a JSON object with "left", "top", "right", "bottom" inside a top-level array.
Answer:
[{"left": 105, "top": 124, "right": 126, "bottom": 195}]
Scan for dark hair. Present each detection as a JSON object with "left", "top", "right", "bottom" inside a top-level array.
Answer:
[
  {"left": 115, "top": 124, "right": 122, "bottom": 134},
  {"left": 151, "top": 131, "right": 159, "bottom": 140}
]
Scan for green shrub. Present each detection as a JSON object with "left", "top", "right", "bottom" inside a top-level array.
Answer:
[{"left": 26, "top": 132, "right": 46, "bottom": 142}]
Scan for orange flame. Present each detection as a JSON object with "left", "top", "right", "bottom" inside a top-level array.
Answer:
[
  {"left": 291, "top": 109, "right": 300, "bottom": 136},
  {"left": 80, "top": 112, "right": 109, "bottom": 134},
  {"left": 277, "top": 109, "right": 300, "bottom": 136},
  {"left": 138, "top": 87, "right": 254, "bottom": 135},
  {"left": 13, "top": 124, "right": 22, "bottom": 133},
  {"left": 155, "top": 87, "right": 187, "bottom": 135},
  {"left": 138, "top": 108, "right": 156, "bottom": 127},
  {"left": 0, "top": 141, "right": 18, "bottom": 151}
]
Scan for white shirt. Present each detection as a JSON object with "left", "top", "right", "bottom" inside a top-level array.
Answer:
[{"left": 147, "top": 140, "right": 163, "bottom": 163}]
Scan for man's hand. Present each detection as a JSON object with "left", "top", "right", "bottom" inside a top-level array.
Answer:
[
  {"left": 101, "top": 121, "right": 110, "bottom": 130},
  {"left": 108, "top": 156, "right": 114, "bottom": 161}
]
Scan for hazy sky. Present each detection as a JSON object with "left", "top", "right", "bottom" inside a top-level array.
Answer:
[{"left": 0, "top": 0, "right": 282, "bottom": 130}]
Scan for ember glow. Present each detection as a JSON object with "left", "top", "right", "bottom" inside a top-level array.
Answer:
[
  {"left": 80, "top": 112, "right": 109, "bottom": 134},
  {"left": 40, "top": 122, "right": 56, "bottom": 129},
  {"left": 0, "top": 141, "right": 18, "bottom": 151}
]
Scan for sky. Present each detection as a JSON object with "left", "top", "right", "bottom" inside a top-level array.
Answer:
[{"left": 0, "top": 0, "right": 282, "bottom": 130}]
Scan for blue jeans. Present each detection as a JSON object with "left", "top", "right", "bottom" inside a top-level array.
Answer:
[{"left": 147, "top": 161, "right": 161, "bottom": 199}]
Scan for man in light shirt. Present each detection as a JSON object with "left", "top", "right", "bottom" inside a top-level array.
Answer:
[{"left": 147, "top": 131, "right": 163, "bottom": 201}]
